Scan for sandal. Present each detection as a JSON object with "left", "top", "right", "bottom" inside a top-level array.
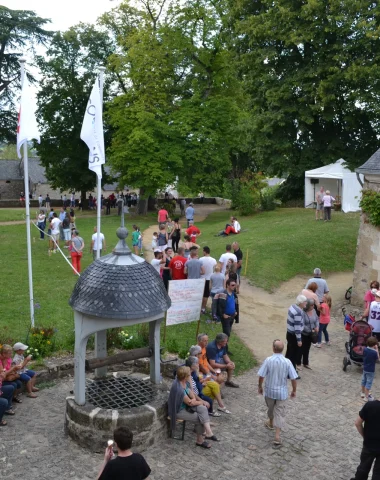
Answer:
[
  {"left": 218, "top": 407, "right": 231, "bottom": 414},
  {"left": 27, "top": 393, "right": 38, "bottom": 398},
  {"left": 13, "top": 397, "right": 22, "bottom": 403},
  {"left": 273, "top": 440, "right": 282, "bottom": 449},
  {"left": 196, "top": 441, "right": 211, "bottom": 449},
  {"left": 5, "top": 409, "right": 15, "bottom": 415},
  {"left": 265, "top": 421, "right": 274, "bottom": 430},
  {"left": 209, "top": 411, "right": 222, "bottom": 417},
  {"left": 205, "top": 435, "right": 219, "bottom": 441},
  {"left": 32, "top": 387, "right": 40, "bottom": 392},
  {"left": 0, "top": 420, "right": 7, "bottom": 426}
]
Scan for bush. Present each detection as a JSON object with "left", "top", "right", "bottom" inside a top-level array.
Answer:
[
  {"left": 27, "top": 326, "right": 55, "bottom": 359},
  {"left": 360, "top": 190, "right": 380, "bottom": 227},
  {"left": 118, "top": 325, "right": 149, "bottom": 351},
  {"left": 275, "top": 175, "right": 304, "bottom": 203},
  {"left": 157, "top": 200, "right": 177, "bottom": 219},
  {"left": 260, "top": 187, "right": 281, "bottom": 211},
  {"left": 238, "top": 184, "right": 261, "bottom": 215}
]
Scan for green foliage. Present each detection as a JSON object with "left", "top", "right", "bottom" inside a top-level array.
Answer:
[
  {"left": 232, "top": 0, "right": 380, "bottom": 180},
  {"left": 234, "top": 172, "right": 267, "bottom": 216},
  {"left": 260, "top": 186, "right": 280, "bottom": 211},
  {"left": 104, "top": 0, "right": 247, "bottom": 196},
  {"left": 119, "top": 326, "right": 149, "bottom": 350},
  {"left": 27, "top": 326, "right": 55, "bottom": 358},
  {"left": 360, "top": 190, "right": 380, "bottom": 227},
  {"left": 158, "top": 200, "right": 177, "bottom": 219},
  {"left": 0, "top": 6, "right": 52, "bottom": 143},
  {"left": 35, "top": 25, "right": 115, "bottom": 198}
]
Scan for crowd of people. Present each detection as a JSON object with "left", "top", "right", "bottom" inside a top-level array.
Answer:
[{"left": 0, "top": 342, "right": 39, "bottom": 427}]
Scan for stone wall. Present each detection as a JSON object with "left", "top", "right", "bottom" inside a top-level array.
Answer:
[
  {"left": 351, "top": 176, "right": 380, "bottom": 306},
  {"left": 0, "top": 180, "right": 25, "bottom": 199}
]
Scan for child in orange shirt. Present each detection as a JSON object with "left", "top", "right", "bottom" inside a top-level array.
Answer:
[{"left": 316, "top": 294, "right": 332, "bottom": 347}]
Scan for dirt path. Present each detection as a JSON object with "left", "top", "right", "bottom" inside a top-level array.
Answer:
[
  {"left": 235, "top": 271, "right": 353, "bottom": 362},
  {"left": 142, "top": 204, "right": 227, "bottom": 262}
]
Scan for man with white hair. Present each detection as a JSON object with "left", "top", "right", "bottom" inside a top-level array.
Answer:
[
  {"left": 258, "top": 339, "right": 298, "bottom": 448},
  {"left": 285, "top": 295, "right": 307, "bottom": 377},
  {"left": 306, "top": 268, "right": 329, "bottom": 302}
]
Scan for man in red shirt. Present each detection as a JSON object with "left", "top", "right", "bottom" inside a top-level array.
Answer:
[
  {"left": 168, "top": 247, "right": 188, "bottom": 280},
  {"left": 157, "top": 207, "right": 168, "bottom": 225},
  {"left": 186, "top": 221, "right": 201, "bottom": 243}
]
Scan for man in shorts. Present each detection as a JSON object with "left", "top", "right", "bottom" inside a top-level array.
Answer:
[
  {"left": 315, "top": 185, "right": 325, "bottom": 220},
  {"left": 206, "top": 333, "right": 239, "bottom": 388},
  {"left": 258, "top": 339, "right": 298, "bottom": 448}
]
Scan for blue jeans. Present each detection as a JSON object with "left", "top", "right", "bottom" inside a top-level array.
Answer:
[
  {"left": 317, "top": 323, "right": 329, "bottom": 343},
  {"left": 362, "top": 371, "right": 375, "bottom": 390},
  {"left": 1, "top": 385, "right": 14, "bottom": 410},
  {"left": 0, "top": 397, "right": 8, "bottom": 422},
  {"left": 3, "top": 379, "right": 22, "bottom": 390},
  {"left": 20, "top": 370, "right": 36, "bottom": 383}
]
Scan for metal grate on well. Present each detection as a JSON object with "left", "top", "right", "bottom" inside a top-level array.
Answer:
[{"left": 86, "top": 376, "right": 154, "bottom": 410}]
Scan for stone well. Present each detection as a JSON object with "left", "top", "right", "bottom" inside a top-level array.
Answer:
[{"left": 65, "top": 226, "right": 171, "bottom": 452}]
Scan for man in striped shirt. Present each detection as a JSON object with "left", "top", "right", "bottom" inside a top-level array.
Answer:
[
  {"left": 285, "top": 295, "right": 307, "bottom": 376},
  {"left": 258, "top": 339, "right": 298, "bottom": 448}
]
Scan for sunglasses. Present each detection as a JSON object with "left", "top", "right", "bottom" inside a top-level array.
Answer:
[{"left": 230, "top": 284, "right": 236, "bottom": 287}]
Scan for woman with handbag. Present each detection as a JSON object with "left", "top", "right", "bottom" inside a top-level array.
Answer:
[
  {"left": 167, "top": 366, "right": 217, "bottom": 449},
  {"left": 70, "top": 230, "right": 85, "bottom": 275},
  {"left": 296, "top": 299, "right": 319, "bottom": 371}
]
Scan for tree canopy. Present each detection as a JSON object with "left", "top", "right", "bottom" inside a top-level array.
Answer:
[
  {"left": 0, "top": 6, "right": 51, "bottom": 142},
  {"left": 35, "top": 25, "right": 115, "bottom": 198}
]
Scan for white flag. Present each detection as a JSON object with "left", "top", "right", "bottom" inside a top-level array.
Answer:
[
  {"left": 17, "top": 76, "right": 41, "bottom": 159},
  {"left": 80, "top": 77, "right": 105, "bottom": 179}
]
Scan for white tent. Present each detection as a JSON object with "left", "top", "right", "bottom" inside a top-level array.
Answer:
[{"left": 305, "top": 159, "right": 363, "bottom": 212}]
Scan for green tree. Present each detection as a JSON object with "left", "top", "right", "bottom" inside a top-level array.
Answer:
[
  {"left": 232, "top": 0, "right": 380, "bottom": 182},
  {"left": 35, "top": 25, "right": 115, "bottom": 200},
  {"left": 103, "top": 0, "right": 247, "bottom": 211},
  {"left": 0, "top": 6, "right": 51, "bottom": 142}
]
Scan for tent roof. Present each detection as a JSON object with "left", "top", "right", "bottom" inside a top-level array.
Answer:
[{"left": 305, "top": 159, "right": 352, "bottom": 179}]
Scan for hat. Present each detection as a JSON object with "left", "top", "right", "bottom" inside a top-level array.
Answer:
[
  {"left": 154, "top": 249, "right": 161, "bottom": 253},
  {"left": 13, "top": 342, "right": 28, "bottom": 351}
]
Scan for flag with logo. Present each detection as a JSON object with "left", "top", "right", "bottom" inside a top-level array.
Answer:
[
  {"left": 17, "top": 76, "right": 41, "bottom": 159},
  {"left": 80, "top": 77, "right": 105, "bottom": 179}
]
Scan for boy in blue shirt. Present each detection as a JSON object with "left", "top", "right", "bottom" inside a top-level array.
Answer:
[{"left": 361, "top": 336, "right": 380, "bottom": 401}]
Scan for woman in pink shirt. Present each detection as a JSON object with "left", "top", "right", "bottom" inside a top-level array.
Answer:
[
  {"left": 322, "top": 190, "right": 335, "bottom": 222},
  {"left": 316, "top": 294, "right": 331, "bottom": 347}
]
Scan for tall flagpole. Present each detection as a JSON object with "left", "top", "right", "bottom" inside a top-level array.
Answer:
[
  {"left": 20, "top": 58, "right": 35, "bottom": 327},
  {"left": 96, "top": 66, "right": 106, "bottom": 260}
]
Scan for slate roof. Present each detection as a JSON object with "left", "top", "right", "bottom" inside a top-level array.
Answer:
[
  {"left": 69, "top": 228, "right": 171, "bottom": 319},
  {"left": 356, "top": 148, "right": 380, "bottom": 175},
  {"left": 0, "top": 160, "right": 22, "bottom": 180},
  {"left": 26, "top": 157, "right": 47, "bottom": 184}
]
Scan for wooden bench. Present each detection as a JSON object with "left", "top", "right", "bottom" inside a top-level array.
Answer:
[{"left": 167, "top": 416, "right": 186, "bottom": 440}]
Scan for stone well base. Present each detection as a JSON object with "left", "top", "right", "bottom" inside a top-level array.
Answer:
[{"left": 65, "top": 374, "right": 169, "bottom": 453}]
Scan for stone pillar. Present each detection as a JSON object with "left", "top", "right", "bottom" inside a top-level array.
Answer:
[
  {"left": 74, "top": 311, "right": 89, "bottom": 406},
  {"left": 149, "top": 319, "right": 162, "bottom": 384},
  {"left": 352, "top": 177, "right": 380, "bottom": 306},
  {"left": 95, "top": 330, "right": 107, "bottom": 378}
]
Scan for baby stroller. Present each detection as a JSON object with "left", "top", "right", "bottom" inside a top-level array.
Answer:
[{"left": 343, "top": 309, "right": 372, "bottom": 371}]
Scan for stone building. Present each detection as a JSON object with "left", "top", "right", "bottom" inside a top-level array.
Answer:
[{"left": 351, "top": 149, "right": 380, "bottom": 305}]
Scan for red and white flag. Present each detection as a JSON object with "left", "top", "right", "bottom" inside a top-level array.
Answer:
[
  {"left": 80, "top": 77, "right": 105, "bottom": 179},
  {"left": 17, "top": 76, "right": 41, "bottom": 159}
]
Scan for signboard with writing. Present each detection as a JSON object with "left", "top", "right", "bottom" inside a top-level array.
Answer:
[{"left": 166, "top": 279, "right": 205, "bottom": 326}]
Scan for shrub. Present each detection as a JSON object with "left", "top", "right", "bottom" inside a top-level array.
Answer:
[
  {"left": 118, "top": 328, "right": 149, "bottom": 350},
  {"left": 260, "top": 186, "right": 281, "bottom": 211},
  {"left": 360, "top": 190, "right": 380, "bottom": 227},
  {"left": 27, "top": 326, "right": 55, "bottom": 358},
  {"left": 157, "top": 200, "right": 177, "bottom": 218}
]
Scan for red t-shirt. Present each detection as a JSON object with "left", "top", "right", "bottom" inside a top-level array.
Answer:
[
  {"left": 186, "top": 226, "right": 200, "bottom": 242},
  {"left": 158, "top": 209, "right": 168, "bottom": 222},
  {"left": 169, "top": 256, "right": 188, "bottom": 280}
]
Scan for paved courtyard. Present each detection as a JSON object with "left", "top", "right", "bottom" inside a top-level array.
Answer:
[{"left": 1, "top": 309, "right": 369, "bottom": 480}]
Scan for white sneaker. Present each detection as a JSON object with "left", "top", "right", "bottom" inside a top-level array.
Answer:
[
  {"left": 315, "top": 343, "right": 321, "bottom": 348},
  {"left": 361, "top": 392, "right": 365, "bottom": 398},
  {"left": 367, "top": 394, "right": 375, "bottom": 402}
]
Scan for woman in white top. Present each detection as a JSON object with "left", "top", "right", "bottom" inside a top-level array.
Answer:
[
  {"left": 37, "top": 210, "right": 46, "bottom": 240},
  {"left": 322, "top": 190, "right": 335, "bottom": 222}
]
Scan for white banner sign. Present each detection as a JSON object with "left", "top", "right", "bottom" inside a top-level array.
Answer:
[{"left": 167, "top": 279, "right": 205, "bottom": 326}]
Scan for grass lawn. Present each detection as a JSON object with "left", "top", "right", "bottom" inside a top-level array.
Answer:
[
  {"left": 0, "top": 206, "right": 359, "bottom": 373},
  {"left": 195, "top": 208, "right": 360, "bottom": 291}
]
